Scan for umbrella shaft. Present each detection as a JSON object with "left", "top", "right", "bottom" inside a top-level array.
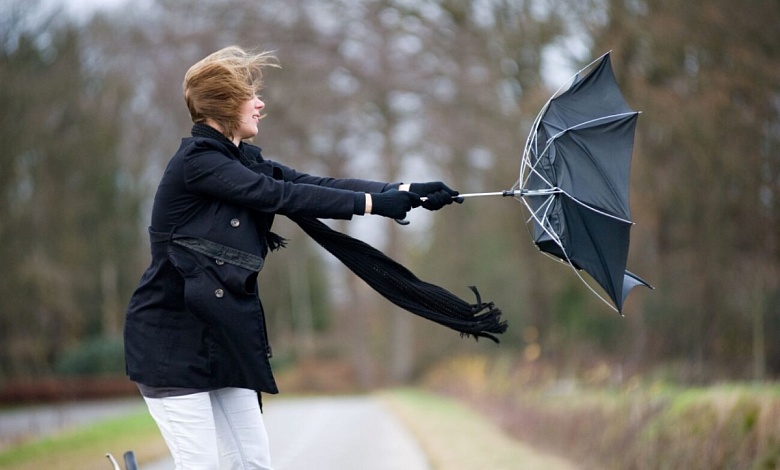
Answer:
[
  {"left": 419, "top": 190, "right": 521, "bottom": 201},
  {"left": 418, "top": 189, "right": 560, "bottom": 201},
  {"left": 445, "top": 189, "right": 560, "bottom": 199},
  {"left": 457, "top": 190, "right": 520, "bottom": 198}
]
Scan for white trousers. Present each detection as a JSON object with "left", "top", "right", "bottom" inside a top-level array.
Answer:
[{"left": 143, "top": 388, "right": 273, "bottom": 470}]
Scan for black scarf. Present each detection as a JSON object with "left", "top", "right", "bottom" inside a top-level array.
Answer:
[{"left": 191, "top": 124, "right": 507, "bottom": 342}]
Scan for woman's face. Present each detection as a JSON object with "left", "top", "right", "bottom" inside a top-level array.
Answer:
[{"left": 234, "top": 95, "right": 265, "bottom": 143}]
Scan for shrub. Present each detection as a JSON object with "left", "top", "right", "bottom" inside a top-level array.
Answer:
[{"left": 55, "top": 336, "right": 125, "bottom": 376}]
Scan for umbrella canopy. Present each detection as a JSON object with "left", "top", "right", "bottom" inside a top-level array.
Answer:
[{"left": 520, "top": 52, "right": 652, "bottom": 313}]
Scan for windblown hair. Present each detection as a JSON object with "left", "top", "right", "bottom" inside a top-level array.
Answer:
[{"left": 183, "top": 46, "right": 278, "bottom": 140}]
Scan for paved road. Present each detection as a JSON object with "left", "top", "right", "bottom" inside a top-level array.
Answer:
[{"left": 145, "top": 395, "right": 430, "bottom": 470}]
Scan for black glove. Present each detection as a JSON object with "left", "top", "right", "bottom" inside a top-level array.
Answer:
[
  {"left": 370, "top": 190, "right": 422, "bottom": 219},
  {"left": 409, "top": 181, "right": 463, "bottom": 210}
]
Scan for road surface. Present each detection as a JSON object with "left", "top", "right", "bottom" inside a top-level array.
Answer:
[{"left": 144, "top": 395, "right": 430, "bottom": 470}]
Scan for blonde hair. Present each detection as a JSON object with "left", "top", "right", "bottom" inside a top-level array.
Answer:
[{"left": 183, "top": 46, "right": 278, "bottom": 139}]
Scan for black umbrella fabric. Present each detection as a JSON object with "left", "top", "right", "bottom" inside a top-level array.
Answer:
[{"left": 519, "top": 52, "right": 652, "bottom": 313}]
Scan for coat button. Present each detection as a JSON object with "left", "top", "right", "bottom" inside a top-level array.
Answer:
[
  {"left": 214, "top": 289, "right": 224, "bottom": 298},
  {"left": 215, "top": 259, "right": 225, "bottom": 265},
  {"left": 230, "top": 218, "right": 240, "bottom": 227}
]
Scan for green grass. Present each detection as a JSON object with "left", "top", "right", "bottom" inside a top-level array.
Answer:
[
  {"left": 0, "top": 407, "right": 167, "bottom": 470},
  {"left": 424, "top": 375, "right": 780, "bottom": 470},
  {"left": 380, "top": 388, "right": 579, "bottom": 470}
]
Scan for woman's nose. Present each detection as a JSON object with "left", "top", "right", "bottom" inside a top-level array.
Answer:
[{"left": 256, "top": 98, "right": 265, "bottom": 110}]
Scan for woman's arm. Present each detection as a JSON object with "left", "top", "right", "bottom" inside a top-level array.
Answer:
[
  {"left": 243, "top": 143, "right": 396, "bottom": 193},
  {"left": 271, "top": 160, "right": 397, "bottom": 193},
  {"left": 183, "top": 140, "right": 362, "bottom": 219}
]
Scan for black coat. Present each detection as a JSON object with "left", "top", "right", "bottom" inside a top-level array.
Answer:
[{"left": 124, "top": 129, "right": 390, "bottom": 393}]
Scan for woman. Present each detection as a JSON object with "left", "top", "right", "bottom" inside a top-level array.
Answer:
[{"left": 123, "top": 46, "right": 460, "bottom": 469}]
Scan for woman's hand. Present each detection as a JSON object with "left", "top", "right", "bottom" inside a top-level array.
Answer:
[
  {"left": 367, "top": 190, "right": 422, "bottom": 219},
  {"left": 404, "top": 181, "right": 463, "bottom": 210}
]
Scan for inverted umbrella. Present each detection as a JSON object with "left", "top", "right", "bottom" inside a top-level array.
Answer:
[{"left": 444, "top": 52, "right": 652, "bottom": 313}]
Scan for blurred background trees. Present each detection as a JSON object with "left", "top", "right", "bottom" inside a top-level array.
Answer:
[{"left": 0, "top": 0, "right": 777, "bottom": 387}]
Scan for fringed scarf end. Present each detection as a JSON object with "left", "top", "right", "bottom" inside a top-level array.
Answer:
[
  {"left": 265, "top": 232, "right": 288, "bottom": 251},
  {"left": 459, "top": 286, "right": 507, "bottom": 344}
]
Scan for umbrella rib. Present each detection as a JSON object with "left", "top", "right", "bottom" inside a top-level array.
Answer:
[
  {"left": 558, "top": 188, "right": 633, "bottom": 225},
  {"left": 548, "top": 112, "right": 639, "bottom": 141},
  {"left": 563, "top": 257, "right": 621, "bottom": 314},
  {"left": 520, "top": 196, "right": 562, "bottom": 247},
  {"left": 520, "top": 146, "right": 556, "bottom": 191},
  {"left": 519, "top": 196, "right": 621, "bottom": 314},
  {"left": 525, "top": 195, "right": 555, "bottom": 227},
  {"left": 538, "top": 51, "right": 612, "bottom": 108},
  {"left": 520, "top": 93, "right": 554, "bottom": 184}
]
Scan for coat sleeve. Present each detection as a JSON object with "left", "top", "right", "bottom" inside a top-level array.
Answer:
[
  {"left": 275, "top": 161, "right": 397, "bottom": 193},
  {"left": 243, "top": 143, "right": 398, "bottom": 193},
  {"left": 182, "top": 140, "right": 359, "bottom": 219}
]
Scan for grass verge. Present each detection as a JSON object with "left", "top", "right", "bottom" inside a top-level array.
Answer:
[
  {"left": 0, "top": 408, "right": 167, "bottom": 470},
  {"left": 380, "top": 388, "right": 579, "bottom": 470},
  {"left": 423, "top": 355, "right": 780, "bottom": 470}
]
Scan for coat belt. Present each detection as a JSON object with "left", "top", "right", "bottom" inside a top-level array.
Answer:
[{"left": 149, "top": 228, "right": 265, "bottom": 272}]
